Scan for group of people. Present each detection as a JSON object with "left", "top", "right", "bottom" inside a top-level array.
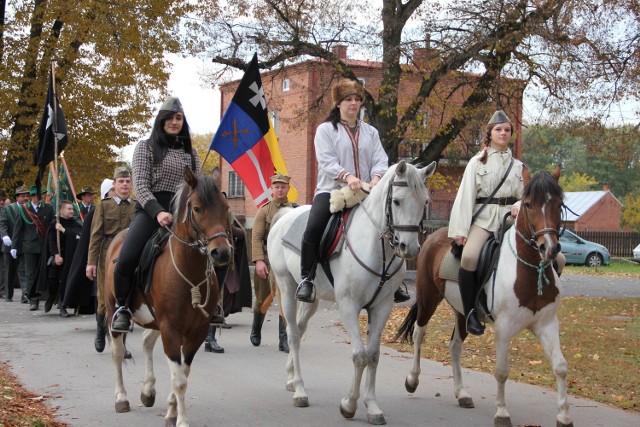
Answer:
[{"left": 2, "top": 76, "right": 538, "bottom": 362}]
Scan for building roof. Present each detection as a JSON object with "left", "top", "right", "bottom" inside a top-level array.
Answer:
[{"left": 563, "top": 191, "right": 622, "bottom": 221}]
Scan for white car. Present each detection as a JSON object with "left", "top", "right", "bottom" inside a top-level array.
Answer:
[{"left": 633, "top": 243, "right": 640, "bottom": 259}]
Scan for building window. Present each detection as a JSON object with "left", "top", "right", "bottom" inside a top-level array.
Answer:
[
  {"left": 282, "top": 78, "right": 290, "bottom": 92},
  {"left": 228, "top": 171, "right": 245, "bottom": 198},
  {"left": 269, "top": 110, "right": 279, "bottom": 134},
  {"left": 357, "top": 77, "right": 366, "bottom": 87}
]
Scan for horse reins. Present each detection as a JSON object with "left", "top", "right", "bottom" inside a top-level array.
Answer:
[
  {"left": 163, "top": 193, "right": 230, "bottom": 317},
  {"left": 349, "top": 175, "right": 424, "bottom": 310}
]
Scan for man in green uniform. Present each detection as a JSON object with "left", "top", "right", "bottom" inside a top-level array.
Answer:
[
  {"left": 86, "top": 166, "right": 136, "bottom": 352},
  {"left": 0, "top": 186, "right": 29, "bottom": 302},
  {"left": 250, "top": 173, "right": 295, "bottom": 352}
]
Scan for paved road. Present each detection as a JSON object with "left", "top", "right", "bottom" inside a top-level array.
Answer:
[{"left": 0, "top": 279, "right": 638, "bottom": 427}]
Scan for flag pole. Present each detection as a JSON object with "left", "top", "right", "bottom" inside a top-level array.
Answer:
[
  {"left": 59, "top": 154, "right": 83, "bottom": 219},
  {"left": 50, "top": 61, "right": 62, "bottom": 252}
]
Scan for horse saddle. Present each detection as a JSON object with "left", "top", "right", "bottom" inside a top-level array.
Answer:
[
  {"left": 281, "top": 206, "right": 358, "bottom": 285},
  {"left": 136, "top": 227, "right": 170, "bottom": 293},
  {"left": 440, "top": 232, "right": 505, "bottom": 319}
]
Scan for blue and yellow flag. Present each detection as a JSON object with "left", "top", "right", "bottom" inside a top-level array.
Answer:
[{"left": 210, "top": 53, "right": 297, "bottom": 207}]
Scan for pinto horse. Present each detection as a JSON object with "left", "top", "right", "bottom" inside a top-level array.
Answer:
[
  {"left": 104, "top": 168, "right": 230, "bottom": 427},
  {"left": 268, "top": 161, "right": 436, "bottom": 425},
  {"left": 396, "top": 169, "right": 574, "bottom": 427}
]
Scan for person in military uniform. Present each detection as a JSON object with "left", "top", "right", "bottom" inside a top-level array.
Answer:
[
  {"left": 76, "top": 185, "right": 97, "bottom": 219},
  {"left": 86, "top": 166, "right": 135, "bottom": 352},
  {"left": 250, "top": 173, "right": 296, "bottom": 352},
  {"left": 13, "top": 185, "right": 54, "bottom": 310},
  {"left": 0, "top": 186, "right": 29, "bottom": 302}
]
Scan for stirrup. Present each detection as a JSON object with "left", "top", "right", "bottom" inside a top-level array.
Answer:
[
  {"left": 295, "top": 278, "right": 316, "bottom": 303},
  {"left": 111, "top": 306, "right": 134, "bottom": 333}
]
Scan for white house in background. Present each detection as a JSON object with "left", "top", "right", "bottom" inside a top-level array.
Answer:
[{"left": 563, "top": 187, "right": 624, "bottom": 232}]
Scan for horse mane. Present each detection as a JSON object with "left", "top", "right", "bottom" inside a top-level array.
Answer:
[
  {"left": 522, "top": 170, "right": 564, "bottom": 205},
  {"left": 172, "top": 174, "right": 222, "bottom": 220}
]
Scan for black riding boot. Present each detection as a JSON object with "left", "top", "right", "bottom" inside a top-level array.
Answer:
[
  {"left": 204, "top": 324, "right": 224, "bottom": 353},
  {"left": 394, "top": 283, "right": 410, "bottom": 303},
  {"left": 250, "top": 312, "right": 266, "bottom": 346},
  {"left": 95, "top": 314, "right": 107, "bottom": 353},
  {"left": 278, "top": 315, "right": 289, "bottom": 353},
  {"left": 458, "top": 268, "right": 485, "bottom": 336},
  {"left": 296, "top": 239, "right": 318, "bottom": 303},
  {"left": 112, "top": 267, "right": 133, "bottom": 333}
]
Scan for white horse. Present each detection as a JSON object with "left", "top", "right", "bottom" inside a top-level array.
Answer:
[
  {"left": 395, "top": 169, "right": 573, "bottom": 427},
  {"left": 268, "top": 160, "right": 436, "bottom": 425}
]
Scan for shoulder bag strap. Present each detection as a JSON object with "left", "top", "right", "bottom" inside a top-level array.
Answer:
[{"left": 471, "top": 157, "right": 515, "bottom": 224}]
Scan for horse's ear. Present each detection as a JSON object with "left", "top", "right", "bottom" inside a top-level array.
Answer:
[
  {"left": 184, "top": 167, "right": 198, "bottom": 189},
  {"left": 551, "top": 165, "right": 561, "bottom": 182},
  {"left": 421, "top": 161, "right": 437, "bottom": 185},
  {"left": 211, "top": 166, "right": 222, "bottom": 187},
  {"left": 396, "top": 160, "right": 407, "bottom": 176},
  {"left": 522, "top": 165, "right": 531, "bottom": 187}
]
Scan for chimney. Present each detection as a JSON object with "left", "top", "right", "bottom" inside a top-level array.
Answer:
[
  {"left": 332, "top": 45, "right": 347, "bottom": 60},
  {"left": 602, "top": 184, "right": 611, "bottom": 191},
  {"left": 413, "top": 35, "right": 434, "bottom": 68}
]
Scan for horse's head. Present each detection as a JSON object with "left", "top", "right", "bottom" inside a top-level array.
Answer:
[
  {"left": 375, "top": 160, "right": 437, "bottom": 259},
  {"left": 173, "top": 167, "right": 231, "bottom": 266},
  {"left": 517, "top": 167, "right": 564, "bottom": 263}
]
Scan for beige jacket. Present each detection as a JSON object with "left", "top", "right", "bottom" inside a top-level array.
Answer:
[
  {"left": 251, "top": 200, "right": 295, "bottom": 263},
  {"left": 448, "top": 147, "right": 524, "bottom": 238}
]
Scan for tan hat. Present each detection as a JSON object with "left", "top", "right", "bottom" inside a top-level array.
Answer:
[
  {"left": 14, "top": 186, "right": 29, "bottom": 196},
  {"left": 159, "top": 96, "right": 184, "bottom": 113},
  {"left": 76, "top": 185, "right": 97, "bottom": 200},
  {"left": 113, "top": 166, "right": 131, "bottom": 179},
  {"left": 270, "top": 173, "right": 291, "bottom": 185},
  {"left": 488, "top": 110, "right": 510, "bottom": 125},
  {"left": 331, "top": 79, "right": 365, "bottom": 107}
]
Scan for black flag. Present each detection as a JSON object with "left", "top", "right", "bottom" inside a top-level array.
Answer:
[{"left": 34, "top": 69, "right": 68, "bottom": 196}]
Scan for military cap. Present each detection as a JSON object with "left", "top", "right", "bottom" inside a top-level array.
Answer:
[
  {"left": 76, "top": 185, "right": 97, "bottom": 200},
  {"left": 270, "top": 173, "right": 291, "bottom": 185},
  {"left": 159, "top": 96, "right": 184, "bottom": 113},
  {"left": 488, "top": 110, "right": 511, "bottom": 125},
  {"left": 113, "top": 166, "right": 131, "bottom": 179},
  {"left": 14, "top": 186, "right": 29, "bottom": 196}
]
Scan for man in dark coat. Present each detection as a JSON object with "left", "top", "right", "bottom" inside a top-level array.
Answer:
[
  {"left": 0, "top": 186, "right": 29, "bottom": 302},
  {"left": 13, "top": 185, "right": 54, "bottom": 310},
  {"left": 36, "top": 200, "right": 83, "bottom": 316},
  {"left": 76, "top": 185, "right": 97, "bottom": 220}
]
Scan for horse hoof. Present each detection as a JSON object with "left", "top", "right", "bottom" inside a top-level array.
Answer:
[
  {"left": 293, "top": 396, "right": 309, "bottom": 407},
  {"left": 140, "top": 392, "right": 155, "bottom": 407},
  {"left": 458, "top": 396, "right": 474, "bottom": 408},
  {"left": 115, "top": 400, "right": 130, "bottom": 413},
  {"left": 405, "top": 377, "right": 418, "bottom": 393},
  {"left": 165, "top": 417, "right": 177, "bottom": 427},
  {"left": 339, "top": 403, "right": 355, "bottom": 419},
  {"left": 557, "top": 422, "right": 574, "bottom": 427},
  {"left": 494, "top": 416, "right": 512, "bottom": 427},
  {"left": 367, "top": 414, "right": 386, "bottom": 425}
]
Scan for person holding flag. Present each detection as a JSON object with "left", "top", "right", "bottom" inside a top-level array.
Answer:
[
  {"left": 295, "top": 79, "right": 410, "bottom": 304},
  {"left": 210, "top": 53, "right": 297, "bottom": 207}
]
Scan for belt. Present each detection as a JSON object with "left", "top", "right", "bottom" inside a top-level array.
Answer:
[{"left": 476, "top": 197, "right": 518, "bottom": 206}]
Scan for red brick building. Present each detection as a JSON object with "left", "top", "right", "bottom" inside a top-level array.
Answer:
[
  {"left": 217, "top": 45, "right": 524, "bottom": 225},
  {"left": 564, "top": 188, "right": 625, "bottom": 232}
]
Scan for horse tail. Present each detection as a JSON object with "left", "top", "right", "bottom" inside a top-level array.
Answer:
[{"left": 394, "top": 302, "right": 418, "bottom": 343}]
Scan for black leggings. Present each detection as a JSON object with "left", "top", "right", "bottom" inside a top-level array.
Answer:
[
  {"left": 116, "top": 192, "right": 173, "bottom": 278},
  {"left": 303, "top": 193, "right": 332, "bottom": 246}
]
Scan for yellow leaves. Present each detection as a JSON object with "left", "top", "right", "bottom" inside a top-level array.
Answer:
[{"left": 529, "top": 360, "right": 543, "bottom": 366}]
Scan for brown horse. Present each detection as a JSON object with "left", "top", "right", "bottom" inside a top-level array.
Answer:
[
  {"left": 396, "top": 169, "right": 574, "bottom": 427},
  {"left": 104, "top": 167, "right": 230, "bottom": 427}
]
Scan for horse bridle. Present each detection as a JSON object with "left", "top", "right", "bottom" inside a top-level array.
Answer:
[
  {"left": 169, "top": 193, "right": 229, "bottom": 255},
  {"left": 516, "top": 200, "right": 560, "bottom": 249},
  {"left": 383, "top": 175, "right": 425, "bottom": 247}
]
